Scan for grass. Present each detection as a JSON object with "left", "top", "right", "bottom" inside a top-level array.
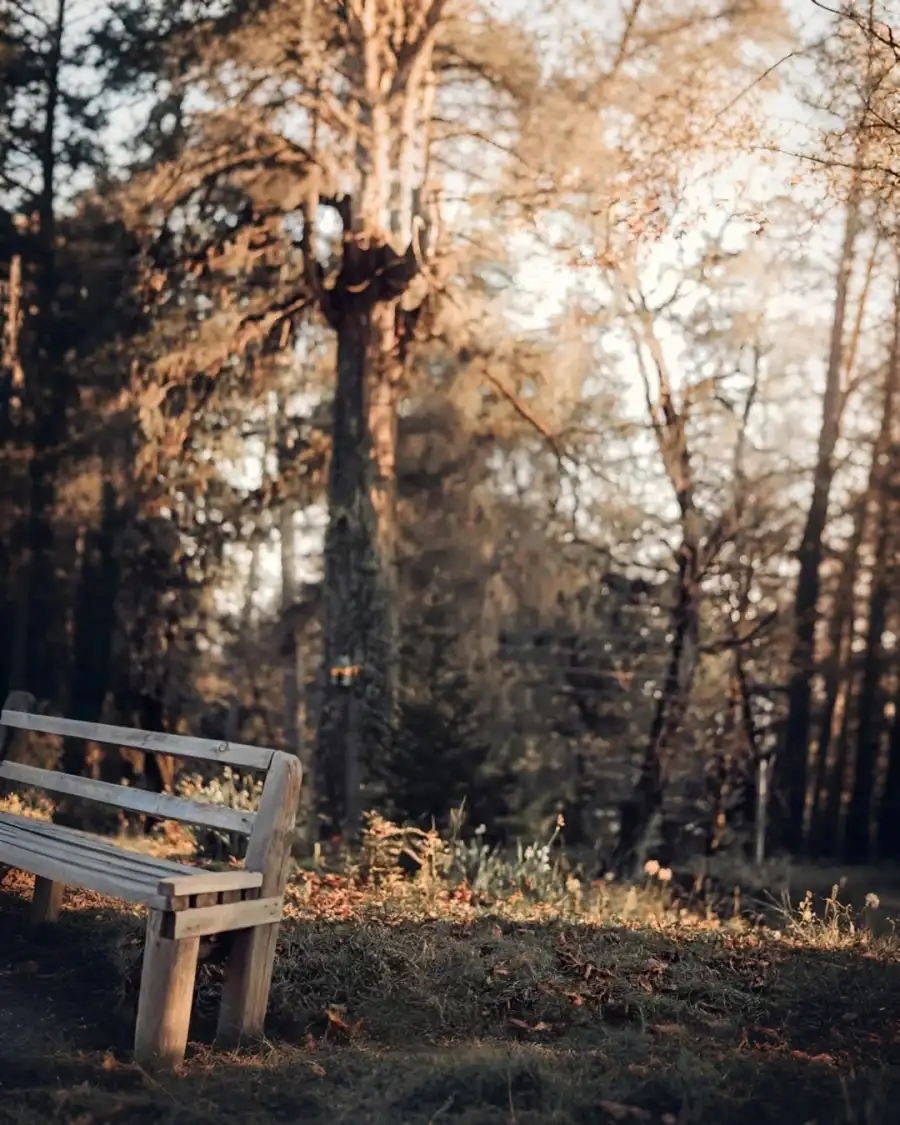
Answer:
[{"left": 2, "top": 812, "right": 900, "bottom": 1123}]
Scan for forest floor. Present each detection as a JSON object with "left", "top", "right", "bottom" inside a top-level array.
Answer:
[{"left": 2, "top": 851, "right": 900, "bottom": 1125}]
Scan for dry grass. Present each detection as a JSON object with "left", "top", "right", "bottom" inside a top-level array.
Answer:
[{"left": 2, "top": 813, "right": 900, "bottom": 1123}]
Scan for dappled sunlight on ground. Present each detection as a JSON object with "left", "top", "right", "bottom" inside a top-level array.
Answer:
[{"left": 2, "top": 861, "right": 900, "bottom": 1123}]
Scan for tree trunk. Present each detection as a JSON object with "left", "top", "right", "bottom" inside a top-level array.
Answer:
[
  {"left": 311, "top": 12, "right": 437, "bottom": 840},
  {"left": 368, "top": 300, "right": 402, "bottom": 713},
  {"left": 317, "top": 294, "right": 393, "bottom": 841},
  {"left": 877, "top": 691, "right": 900, "bottom": 860},
  {"left": 779, "top": 166, "right": 862, "bottom": 852},
  {"left": 819, "top": 669, "right": 858, "bottom": 857},
  {"left": 280, "top": 499, "right": 302, "bottom": 758},
  {"left": 807, "top": 494, "right": 866, "bottom": 855},
  {"left": 845, "top": 283, "right": 900, "bottom": 861},
  {"left": 63, "top": 480, "right": 122, "bottom": 777},
  {"left": 18, "top": 0, "right": 69, "bottom": 709},
  {"left": 613, "top": 544, "right": 700, "bottom": 878}
]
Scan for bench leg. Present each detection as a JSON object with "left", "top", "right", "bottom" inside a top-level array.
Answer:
[
  {"left": 215, "top": 921, "right": 280, "bottom": 1047},
  {"left": 32, "top": 877, "right": 65, "bottom": 923},
  {"left": 134, "top": 910, "right": 199, "bottom": 1069}
]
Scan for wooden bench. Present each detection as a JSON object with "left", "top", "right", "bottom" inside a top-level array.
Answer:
[{"left": 0, "top": 691, "right": 302, "bottom": 1068}]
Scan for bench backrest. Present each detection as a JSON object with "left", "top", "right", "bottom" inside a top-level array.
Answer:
[{"left": 0, "top": 692, "right": 301, "bottom": 877}]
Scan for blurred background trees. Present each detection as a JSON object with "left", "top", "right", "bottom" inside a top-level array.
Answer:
[{"left": 3, "top": 0, "right": 900, "bottom": 874}]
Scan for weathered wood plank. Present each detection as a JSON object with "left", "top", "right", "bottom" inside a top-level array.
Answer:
[
  {"left": 0, "top": 825, "right": 192, "bottom": 892},
  {"left": 0, "top": 692, "right": 34, "bottom": 765},
  {"left": 32, "top": 875, "right": 65, "bottom": 923},
  {"left": 157, "top": 870, "right": 263, "bottom": 899},
  {"left": 0, "top": 761, "right": 255, "bottom": 835},
  {"left": 0, "top": 833, "right": 170, "bottom": 907},
  {"left": 166, "top": 896, "right": 283, "bottom": 940},
  {"left": 217, "top": 752, "right": 301, "bottom": 1045},
  {"left": 0, "top": 709, "right": 273, "bottom": 772},
  {"left": 0, "top": 814, "right": 198, "bottom": 879},
  {"left": 133, "top": 910, "right": 201, "bottom": 1068}
]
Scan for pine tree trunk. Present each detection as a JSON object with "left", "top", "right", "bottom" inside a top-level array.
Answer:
[
  {"left": 807, "top": 496, "right": 865, "bottom": 855},
  {"left": 317, "top": 294, "right": 394, "bottom": 840},
  {"left": 613, "top": 546, "right": 700, "bottom": 878},
  {"left": 877, "top": 693, "right": 900, "bottom": 860},
  {"left": 19, "top": 0, "right": 68, "bottom": 709},
  {"left": 845, "top": 285, "right": 900, "bottom": 861},
  {"left": 63, "top": 480, "right": 122, "bottom": 776},
  {"left": 779, "top": 168, "right": 862, "bottom": 852},
  {"left": 368, "top": 300, "right": 401, "bottom": 714},
  {"left": 819, "top": 670, "right": 857, "bottom": 856},
  {"left": 311, "top": 10, "right": 436, "bottom": 841},
  {"left": 279, "top": 496, "right": 301, "bottom": 758}
]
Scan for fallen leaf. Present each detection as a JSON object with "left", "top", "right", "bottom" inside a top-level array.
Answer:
[
  {"left": 508, "top": 1018, "right": 553, "bottom": 1033},
  {"left": 326, "top": 1007, "right": 348, "bottom": 1031}
]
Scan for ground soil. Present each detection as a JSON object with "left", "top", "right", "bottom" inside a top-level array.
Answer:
[{"left": 2, "top": 864, "right": 900, "bottom": 1125}]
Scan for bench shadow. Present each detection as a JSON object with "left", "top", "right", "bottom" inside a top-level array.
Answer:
[{"left": 2, "top": 882, "right": 900, "bottom": 1124}]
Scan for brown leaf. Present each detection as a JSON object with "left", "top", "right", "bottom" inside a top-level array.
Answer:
[
  {"left": 325, "top": 1007, "right": 351, "bottom": 1034},
  {"left": 508, "top": 1018, "right": 553, "bottom": 1033}
]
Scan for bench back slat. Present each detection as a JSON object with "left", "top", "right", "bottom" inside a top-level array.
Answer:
[
  {"left": 0, "top": 708, "right": 274, "bottom": 772},
  {"left": 0, "top": 760, "right": 255, "bottom": 836}
]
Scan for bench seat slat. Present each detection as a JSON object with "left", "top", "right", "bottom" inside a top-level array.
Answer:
[
  {"left": 0, "top": 833, "right": 171, "bottom": 909},
  {"left": 0, "top": 833, "right": 170, "bottom": 905},
  {"left": 0, "top": 709, "right": 273, "bottom": 772},
  {"left": 0, "top": 813, "right": 262, "bottom": 909},
  {"left": 0, "top": 761, "right": 255, "bottom": 836},
  {"left": 0, "top": 823, "right": 189, "bottom": 886},
  {"left": 0, "top": 814, "right": 198, "bottom": 878},
  {"left": 0, "top": 823, "right": 217, "bottom": 895}
]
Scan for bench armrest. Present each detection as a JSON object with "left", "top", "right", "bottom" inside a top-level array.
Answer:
[{"left": 157, "top": 870, "right": 264, "bottom": 899}]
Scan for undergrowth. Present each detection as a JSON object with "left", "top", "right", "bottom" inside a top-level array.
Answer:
[{"left": 3, "top": 806, "right": 900, "bottom": 1123}]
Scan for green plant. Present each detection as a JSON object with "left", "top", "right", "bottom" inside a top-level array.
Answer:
[
  {"left": 441, "top": 805, "right": 568, "bottom": 901},
  {"left": 176, "top": 767, "right": 263, "bottom": 860}
]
